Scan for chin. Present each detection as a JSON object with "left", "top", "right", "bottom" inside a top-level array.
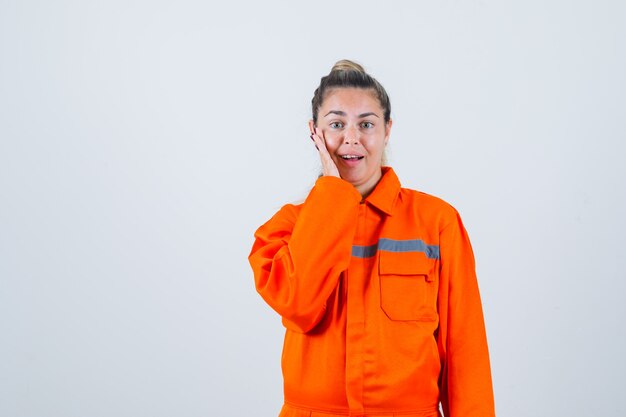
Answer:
[{"left": 340, "top": 172, "right": 366, "bottom": 185}]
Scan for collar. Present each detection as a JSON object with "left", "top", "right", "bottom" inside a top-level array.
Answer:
[{"left": 364, "top": 166, "right": 401, "bottom": 216}]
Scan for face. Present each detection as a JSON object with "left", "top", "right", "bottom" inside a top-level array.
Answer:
[{"left": 310, "top": 88, "right": 392, "bottom": 196}]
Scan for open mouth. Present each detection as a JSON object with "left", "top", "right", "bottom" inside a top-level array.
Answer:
[{"left": 340, "top": 154, "right": 364, "bottom": 160}]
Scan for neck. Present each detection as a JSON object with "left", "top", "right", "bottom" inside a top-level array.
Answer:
[{"left": 355, "top": 168, "right": 383, "bottom": 199}]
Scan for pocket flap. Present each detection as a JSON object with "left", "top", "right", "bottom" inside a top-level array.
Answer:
[{"left": 379, "top": 250, "right": 436, "bottom": 280}]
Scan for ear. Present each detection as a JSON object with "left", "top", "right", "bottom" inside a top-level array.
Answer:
[
  {"left": 384, "top": 118, "right": 393, "bottom": 146},
  {"left": 308, "top": 120, "right": 316, "bottom": 135}
]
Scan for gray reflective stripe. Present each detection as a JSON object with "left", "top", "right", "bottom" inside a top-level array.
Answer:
[
  {"left": 352, "top": 244, "right": 378, "bottom": 258},
  {"left": 379, "top": 238, "right": 440, "bottom": 259},
  {"left": 351, "top": 238, "right": 440, "bottom": 260}
]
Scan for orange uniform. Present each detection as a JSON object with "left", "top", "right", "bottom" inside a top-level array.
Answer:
[{"left": 249, "top": 167, "right": 495, "bottom": 417}]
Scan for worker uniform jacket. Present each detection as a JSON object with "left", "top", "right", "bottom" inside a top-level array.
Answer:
[{"left": 249, "top": 167, "right": 495, "bottom": 417}]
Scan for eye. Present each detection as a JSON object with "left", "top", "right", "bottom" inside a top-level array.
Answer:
[
  {"left": 361, "top": 121, "right": 374, "bottom": 129},
  {"left": 330, "top": 121, "right": 344, "bottom": 129}
]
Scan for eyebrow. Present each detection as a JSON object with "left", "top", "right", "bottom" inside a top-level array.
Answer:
[{"left": 323, "top": 110, "right": 380, "bottom": 118}]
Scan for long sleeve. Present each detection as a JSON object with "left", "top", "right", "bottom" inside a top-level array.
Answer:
[
  {"left": 437, "top": 211, "right": 495, "bottom": 417},
  {"left": 249, "top": 176, "right": 361, "bottom": 333}
]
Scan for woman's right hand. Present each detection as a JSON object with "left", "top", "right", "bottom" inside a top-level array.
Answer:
[{"left": 310, "top": 127, "right": 340, "bottom": 178}]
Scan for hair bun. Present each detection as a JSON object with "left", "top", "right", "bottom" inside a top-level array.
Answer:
[{"left": 331, "top": 59, "right": 365, "bottom": 73}]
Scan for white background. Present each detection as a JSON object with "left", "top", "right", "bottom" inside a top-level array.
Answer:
[{"left": 1, "top": 1, "right": 625, "bottom": 416}]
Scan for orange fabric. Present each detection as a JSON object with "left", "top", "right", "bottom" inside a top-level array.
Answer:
[
  {"left": 249, "top": 167, "right": 495, "bottom": 417},
  {"left": 279, "top": 403, "right": 441, "bottom": 417}
]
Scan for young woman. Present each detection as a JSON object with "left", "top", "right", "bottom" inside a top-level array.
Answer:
[{"left": 249, "top": 60, "right": 495, "bottom": 417}]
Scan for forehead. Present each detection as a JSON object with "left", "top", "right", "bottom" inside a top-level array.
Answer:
[{"left": 321, "top": 88, "right": 381, "bottom": 114}]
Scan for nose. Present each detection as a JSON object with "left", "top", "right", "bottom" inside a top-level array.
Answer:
[{"left": 343, "top": 126, "right": 360, "bottom": 145}]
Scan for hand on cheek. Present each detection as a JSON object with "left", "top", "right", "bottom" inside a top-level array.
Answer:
[{"left": 310, "top": 128, "right": 340, "bottom": 178}]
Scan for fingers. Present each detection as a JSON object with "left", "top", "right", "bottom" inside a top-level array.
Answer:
[
  {"left": 311, "top": 128, "right": 340, "bottom": 178},
  {"left": 309, "top": 133, "right": 319, "bottom": 151},
  {"left": 310, "top": 128, "right": 324, "bottom": 152}
]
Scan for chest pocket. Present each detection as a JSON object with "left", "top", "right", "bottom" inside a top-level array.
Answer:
[{"left": 378, "top": 250, "right": 438, "bottom": 322}]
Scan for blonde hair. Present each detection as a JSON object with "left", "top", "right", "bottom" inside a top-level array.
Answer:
[{"left": 331, "top": 59, "right": 366, "bottom": 73}]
